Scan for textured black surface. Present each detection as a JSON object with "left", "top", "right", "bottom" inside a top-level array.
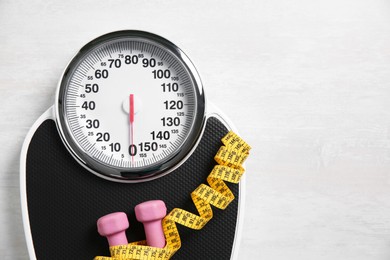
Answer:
[{"left": 26, "top": 117, "right": 239, "bottom": 259}]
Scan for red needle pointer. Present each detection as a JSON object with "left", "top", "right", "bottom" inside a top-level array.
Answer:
[{"left": 129, "top": 94, "right": 135, "bottom": 164}]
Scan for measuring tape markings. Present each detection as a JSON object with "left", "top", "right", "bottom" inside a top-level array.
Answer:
[{"left": 94, "top": 131, "right": 251, "bottom": 260}]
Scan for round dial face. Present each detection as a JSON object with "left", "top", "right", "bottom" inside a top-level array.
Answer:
[{"left": 56, "top": 31, "right": 205, "bottom": 181}]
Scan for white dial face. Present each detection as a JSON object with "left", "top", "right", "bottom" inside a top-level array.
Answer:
[{"left": 61, "top": 37, "right": 200, "bottom": 172}]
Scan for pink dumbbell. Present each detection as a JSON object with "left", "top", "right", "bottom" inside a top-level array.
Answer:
[
  {"left": 135, "top": 200, "right": 167, "bottom": 248},
  {"left": 97, "top": 212, "right": 129, "bottom": 246}
]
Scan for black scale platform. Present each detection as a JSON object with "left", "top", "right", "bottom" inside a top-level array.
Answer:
[{"left": 25, "top": 116, "right": 239, "bottom": 259}]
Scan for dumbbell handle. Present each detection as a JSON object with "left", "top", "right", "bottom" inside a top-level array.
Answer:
[
  {"left": 106, "top": 230, "right": 128, "bottom": 246},
  {"left": 143, "top": 219, "right": 165, "bottom": 248}
]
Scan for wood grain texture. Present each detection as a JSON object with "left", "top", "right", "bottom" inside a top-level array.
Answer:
[{"left": 1, "top": 0, "right": 390, "bottom": 259}]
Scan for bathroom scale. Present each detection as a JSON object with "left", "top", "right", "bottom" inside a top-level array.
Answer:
[{"left": 20, "top": 30, "right": 248, "bottom": 259}]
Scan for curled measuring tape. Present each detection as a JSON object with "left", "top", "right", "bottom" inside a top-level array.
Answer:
[{"left": 94, "top": 131, "right": 251, "bottom": 260}]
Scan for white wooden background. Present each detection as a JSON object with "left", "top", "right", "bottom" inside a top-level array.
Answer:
[{"left": 1, "top": 0, "right": 390, "bottom": 259}]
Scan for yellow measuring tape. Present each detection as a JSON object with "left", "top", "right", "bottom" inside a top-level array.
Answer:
[{"left": 94, "top": 131, "right": 251, "bottom": 260}]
